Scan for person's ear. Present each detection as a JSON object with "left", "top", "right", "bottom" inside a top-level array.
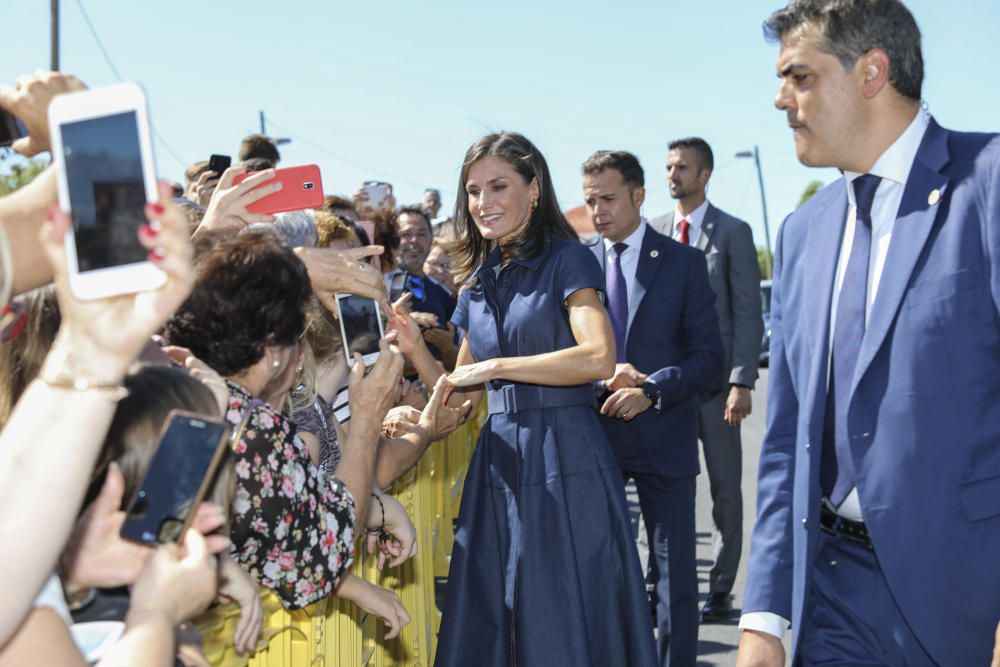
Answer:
[
  {"left": 859, "top": 48, "right": 890, "bottom": 99},
  {"left": 529, "top": 177, "right": 541, "bottom": 207},
  {"left": 632, "top": 185, "right": 646, "bottom": 209},
  {"left": 699, "top": 168, "right": 712, "bottom": 188}
]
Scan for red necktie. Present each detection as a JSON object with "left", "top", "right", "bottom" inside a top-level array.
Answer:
[{"left": 679, "top": 218, "right": 691, "bottom": 245}]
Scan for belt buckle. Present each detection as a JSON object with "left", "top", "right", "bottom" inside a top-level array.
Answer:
[{"left": 501, "top": 384, "right": 518, "bottom": 414}]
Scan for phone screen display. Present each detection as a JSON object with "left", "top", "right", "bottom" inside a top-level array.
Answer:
[
  {"left": 121, "top": 414, "right": 229, "bottom": 544},
  {"left": 61, "top": 111, "right": 148, "bottom": 272},
  {"left": 338, "top": 295, "right": 381, "bottom": 361}
]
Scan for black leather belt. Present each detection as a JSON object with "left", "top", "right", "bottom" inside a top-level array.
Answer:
[{"left": 819, "top": 502, "right": 873, "bottom": 550}]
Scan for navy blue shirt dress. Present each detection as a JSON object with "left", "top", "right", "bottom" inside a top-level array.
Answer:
[{"left": 434, "top": 237, "right": 656, "bottom": 666}]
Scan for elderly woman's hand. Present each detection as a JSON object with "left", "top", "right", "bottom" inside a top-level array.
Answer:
[
  {"left": 40, "top": 180, "right": 194, "bottom": 383},
  {"left": 196, "top": 165, "right": 278, "bottom": 235},
  {"left": 0, "top": 70, "right": 86, "bottom": 156},
  {"left": 296, "top": 245, "right": 389, "bottom": 311},
  {"left": 348, "top": 338, "right": 404, "bottom": 429}
]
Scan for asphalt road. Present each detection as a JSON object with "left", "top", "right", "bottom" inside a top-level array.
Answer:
[{"left": 629, "top": 368, "right": 791, "bottom": 666}]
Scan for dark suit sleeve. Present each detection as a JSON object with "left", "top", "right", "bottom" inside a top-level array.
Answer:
[
  {"left": 726, "top": 219, "right": 764, "bottom": 387},
  {"left": 742, "top": 216, "right": 797, "bottom": 620},
  {"left": 647, "top": 250, "right": 724, "bottom": 408}
]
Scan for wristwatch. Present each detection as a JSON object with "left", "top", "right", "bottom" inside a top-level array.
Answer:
[{"left": 641, "top": 380, "right": 662, "bottom": 413}]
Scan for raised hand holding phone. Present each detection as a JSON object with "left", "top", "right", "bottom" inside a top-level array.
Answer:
[
  {"left": 40, "top": 179, "right": 194, "bottom": 384},
  {"left": 0, "top": 70, "right": 86, "bottom": 156},
  {"left": 119, "top": 411, "right": 232, "bottom": 545},
  {"left": 197, "top": 164, "right": 278, "bottom": 235},
  {"left": 232, "top": 164, "right": 323, "bottom": 215},
  {"left": 48, "top": 82, "right": 166, "bottom": 300}
]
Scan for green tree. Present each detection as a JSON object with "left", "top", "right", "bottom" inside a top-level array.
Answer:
[
  {"left": 798, "top": 180, "right": 824, "bottom": 208},
  {"left": 757, "top": 246, "right": 773, "bottom": 280},
  {"left": 0, "top": 157, "right": 48, "bottom": 196}
]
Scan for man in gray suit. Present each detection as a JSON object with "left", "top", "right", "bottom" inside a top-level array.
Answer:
[{"left": 650, "top": 137, "right": 763, "bottom": 622}]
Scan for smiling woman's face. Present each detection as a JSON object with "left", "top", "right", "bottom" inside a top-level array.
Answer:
[{"left": 464, "top": 156, "right": 539, "bottom": 245}]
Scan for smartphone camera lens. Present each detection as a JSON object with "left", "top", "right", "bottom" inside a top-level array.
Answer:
[{"left": 303, "top": 182, "right": 314, "bottom": 190}]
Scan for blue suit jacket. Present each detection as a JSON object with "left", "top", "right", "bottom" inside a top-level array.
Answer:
[
  {"left": 743, "top": 119, "right": 1000, "bottom": 665},
  {"left": 590, "top": 225, "right": 724, "bottom": 478}
]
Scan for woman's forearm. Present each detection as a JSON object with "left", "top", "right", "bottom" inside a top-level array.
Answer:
[
  {"left": 374, "top": 432, "right": 430, "bottom": 489},
  {"left": 0, "top": 379, "right": 119, "bottom": 643},
  {"left": 491, "top": 338, "right": 614, "bottom": 386},
  {"left": 100, "top": 609, "right": 175, "bottom": 667},
  {"left": 406, "top": 338, "right": 446, "bottom": 389},
  {"left": 0, "top": 166, "right": 57, "bottom": 297},
  {"left": 334, "top": 410, "right": 381, "bottom": 529}
]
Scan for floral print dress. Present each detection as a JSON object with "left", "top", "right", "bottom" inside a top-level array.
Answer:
[{"left": 225, "top": 381, "right": 355, "bottom": 609}]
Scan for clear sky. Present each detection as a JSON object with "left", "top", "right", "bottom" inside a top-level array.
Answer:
[{"left": 2, "top": 0, "right": 998, "bottom": 253}]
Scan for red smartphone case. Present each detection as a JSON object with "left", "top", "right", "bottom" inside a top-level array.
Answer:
[{"left": 233, "top": 164, "right": 324, "bottom": 215}]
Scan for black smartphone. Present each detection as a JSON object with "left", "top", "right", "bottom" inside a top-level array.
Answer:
[
  {"left": 0, "top": 108, "right": 27, "bottom": 147},
  {"left": 335, "top": 293, "right": 384, "bottom": 367},
  {"left": 120, "top": 411, "right": 231, "bottom": 545},
  {"left": 208, "top": 153, "right": 231, "bottom": 178}
]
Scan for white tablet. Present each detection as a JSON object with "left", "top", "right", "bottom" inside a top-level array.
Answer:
[{"left": 48, "top": 82, "right": 165, "bottom": 300}]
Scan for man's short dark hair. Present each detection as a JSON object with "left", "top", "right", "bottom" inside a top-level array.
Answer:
[
  {"left": 763, "top": 0, "right": 923, "bottom": 101},
  {"left": 398, "top": 205, "right": 432, "bottom": 234},
  {"left": 668, "top": 137, "right": 714, "bottom": 173},
  {"left": 580, "top": 150, "right": 645, "bottom": 192},
  {"left": 238, "top": 133, "right": 281, "bottom": 165}
]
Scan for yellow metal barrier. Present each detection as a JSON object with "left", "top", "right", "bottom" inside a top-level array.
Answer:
[{"left": 197, "top": 409, "right": 484, "bottom": 666}]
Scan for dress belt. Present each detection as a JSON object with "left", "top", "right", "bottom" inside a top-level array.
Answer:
[{"left": 485, "top": 382, "right": 595, "bottom": 415}]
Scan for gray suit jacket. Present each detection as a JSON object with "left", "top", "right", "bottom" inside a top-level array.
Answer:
[{"left": 649, "top": 204, "right": 763, "bottom": 392}]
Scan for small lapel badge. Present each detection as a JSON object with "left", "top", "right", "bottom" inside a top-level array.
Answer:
[
  {"left": 650, "top": 250, "right": 660, "bottom": 258},
  {"left": 928, "top": 189, "right": 941, "bottom": 206}
]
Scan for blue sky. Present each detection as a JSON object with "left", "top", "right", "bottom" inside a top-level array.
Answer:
[{"left": 2, "top": 0, "right": 997, "bottom": 253}]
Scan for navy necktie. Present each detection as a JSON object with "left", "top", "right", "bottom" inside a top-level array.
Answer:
[
  {"left": 607, "top": 242, "right": 629, "bottom": 363},
  {"left": 822, "top": 174, "right": 882, "bottom": 506}
]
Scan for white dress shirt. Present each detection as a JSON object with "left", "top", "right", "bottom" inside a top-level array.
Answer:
[
  {"left": 603, "top": 220, "right": 647, "bottom": 338},
  {"left": 738, "top": 109, "right": 931, "bottom": 641},
  {"left": 672, "top": 199, "right": 709, "bottom": 246}
]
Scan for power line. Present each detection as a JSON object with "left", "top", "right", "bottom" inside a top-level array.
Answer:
[
  {"left": 73, "top": 0, "right": 187, "bottom": 171},
  {"left": 264, "top": 117, "right": 425, "bottom": 190}
]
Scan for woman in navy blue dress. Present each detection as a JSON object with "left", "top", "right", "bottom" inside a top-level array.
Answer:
[{"left": 434, "top": 133, "right": 656, "bottom": 666}]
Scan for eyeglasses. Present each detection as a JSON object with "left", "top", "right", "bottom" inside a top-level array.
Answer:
[{"left": 407, "top": 275, "right": 426, "bottom": 301}]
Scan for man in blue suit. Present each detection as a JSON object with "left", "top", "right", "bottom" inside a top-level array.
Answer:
[
  {"left": 582, "top": 150, "right": 724, "bottom": 667},
  {"left": 737, "top": 1, "right": 1000, "bottom": 665}
]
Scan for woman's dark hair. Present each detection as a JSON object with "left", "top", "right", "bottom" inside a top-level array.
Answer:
[
  {"left": 0, "top": 286, "right": 60, "bottom": 427},
  {"left": 164, "top": 232, "right": 311, "bottom": 376},
  {"left": 372, "top": 208, "right": 401, "bottom": 271},
  {"left": 452, "top": 132, "right": 576, "bottom": 283},
  {"left": 84, "top": 365, "right": 233, "bottom": 514}
]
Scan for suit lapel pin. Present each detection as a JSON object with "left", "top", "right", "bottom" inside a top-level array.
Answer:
[
  {"left": 650, "top": 250, "right": 659, "bottom": 258},
  {"left": 928, "top": 189, "right": 941, "bottom": 206}
]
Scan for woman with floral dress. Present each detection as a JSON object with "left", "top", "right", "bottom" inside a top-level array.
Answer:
[{"left": 165, "top": 232, "right": 403, "bottom": 610}]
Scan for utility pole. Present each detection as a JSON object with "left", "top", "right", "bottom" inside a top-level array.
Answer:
[
  {"left": 51, "top": 0, "right": 60, "bottom": 71},
  {"left": 259, "top": 110, "right": 266, "bottom": 135},
  {"left": 736, "top": 145, "right": 774, "bottom": 278}
]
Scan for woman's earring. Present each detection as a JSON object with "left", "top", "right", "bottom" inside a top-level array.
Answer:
[
  {"left": 530, "top": 199, "right": 538, "bottom": 210},
  {"left": 273, "top": 360, "right": 281, "bottom": 369}
]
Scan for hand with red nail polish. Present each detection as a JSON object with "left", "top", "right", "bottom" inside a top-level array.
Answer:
[{"left": 39, "top": 179, "right": 194, "bottom": 381}]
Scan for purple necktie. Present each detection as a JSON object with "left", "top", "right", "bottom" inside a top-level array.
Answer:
[
  {"left": 607, "top": 242, "right": 629, "bottom": 363},
  {"left": 821, "top": 174, "right": 882, "bottom": 506}
]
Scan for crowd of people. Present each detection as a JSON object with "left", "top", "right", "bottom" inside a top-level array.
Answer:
[{"left": 1, "top": 0, "right": 999, "bottom": 666}]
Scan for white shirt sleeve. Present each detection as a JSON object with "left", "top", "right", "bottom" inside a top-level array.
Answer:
[{"left": 738, "top": 611, "right": 790, "bottom": 639}]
